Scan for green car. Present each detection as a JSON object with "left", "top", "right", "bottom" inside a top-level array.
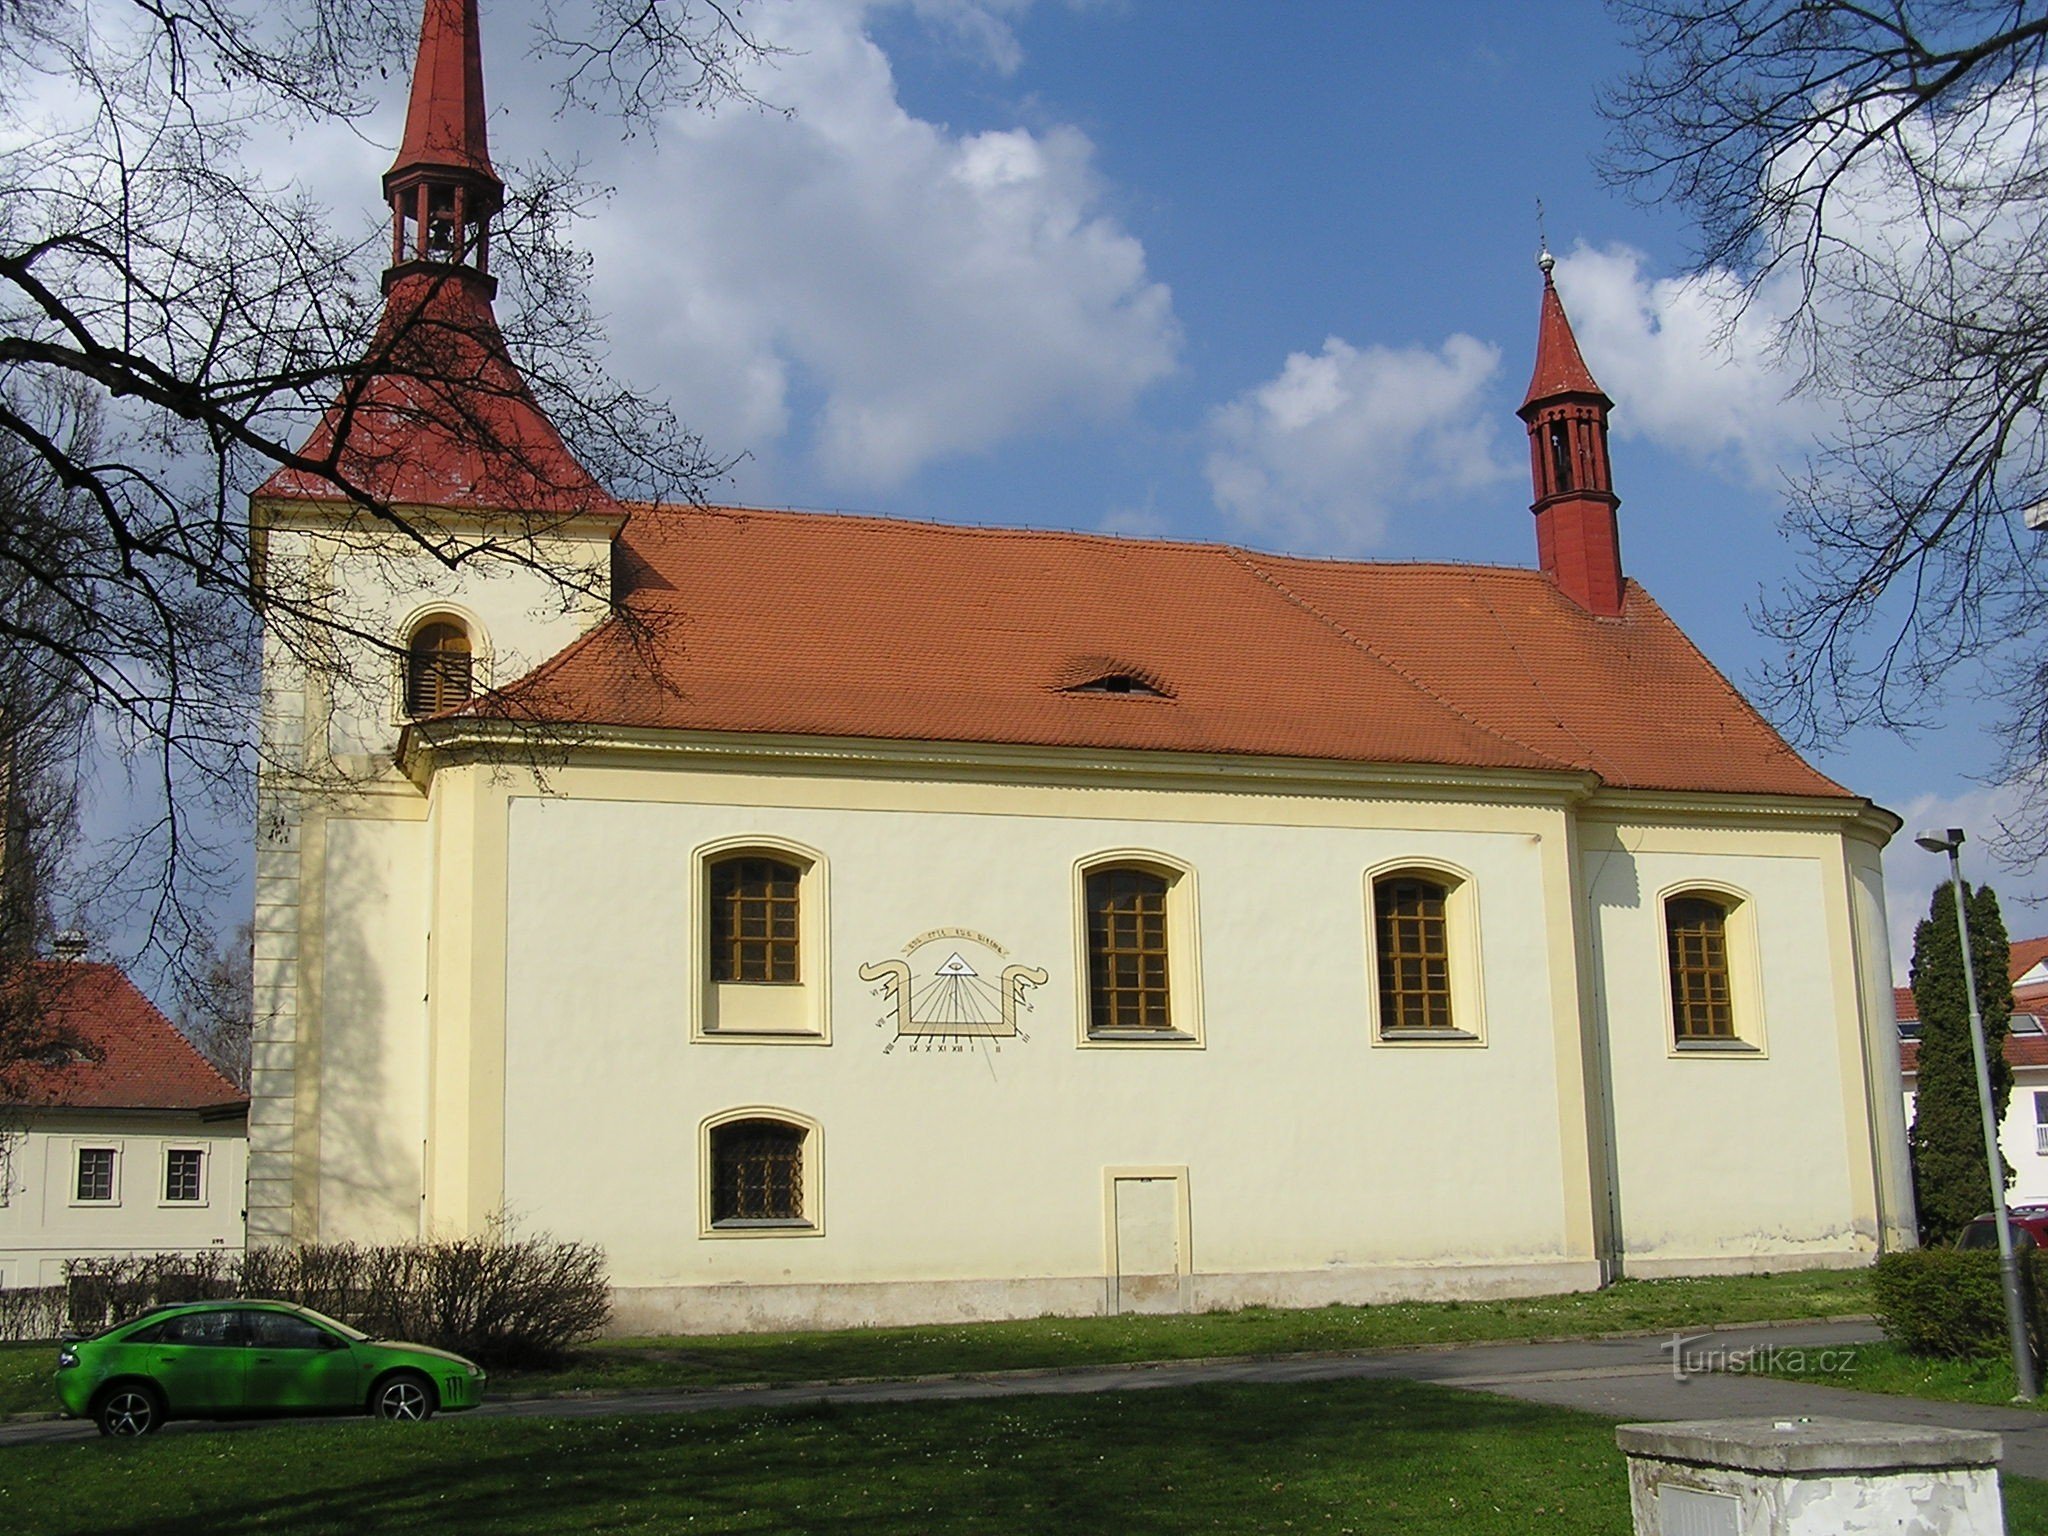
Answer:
[{"left": 55, "top": 1299, "right": 487, "bottom": 1436}]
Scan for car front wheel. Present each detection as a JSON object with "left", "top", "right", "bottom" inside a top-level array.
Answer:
[
  {"left": 371, "top": 1371, "right": 435, "bottom": 1423},
  {"left": 95, "top": 1383, "right": 165, "bottom": 1438}
]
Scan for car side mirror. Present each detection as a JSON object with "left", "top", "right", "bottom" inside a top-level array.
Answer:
[{"left": 322, "top": 1333, "right": 350, "bottom": 1351}]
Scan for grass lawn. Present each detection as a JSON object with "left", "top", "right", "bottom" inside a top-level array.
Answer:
[
  {"left": 0, "top": 1378, "right": 1658, "bottom": 1535},
  {"left": 1757, "top": 1336, "right": 2048, "bottom": 1411},
  {"left": 0, "top": 1268, "right": 1872, "bottom": 1418},
  {"left": 5, "top": 1378, "right": 2045, "bottom": 1536}
]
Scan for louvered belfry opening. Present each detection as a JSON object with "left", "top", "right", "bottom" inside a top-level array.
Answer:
[
  {"left": 1376, "top": 875, "right": 1453, "bottom": 1031},
  {"left": 1086, "top": 867, "right": 1171, "bottom": 1032},
  {"left": 405, "top": 620, "right": 473, "bottom": 716},
  {"left": 1667, "top": 896, "right": 1734, "bottom": 1039},
  {"left": 712, "top": 1119, "right": 805, "bottom": 1222}
]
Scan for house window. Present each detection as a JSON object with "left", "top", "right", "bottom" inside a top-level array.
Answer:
[
  {"left": 1086, "top": 867, "right": 1172, "bottom": 1034},
  {"left": 164, "top": 1149, "right": 204, "bottom": 1203},
  {"left": 76, "top": 1147, "right": 116, "bottom": 1203},
  {"left": 405, "top": 618, "right": 474, "bottom": 716},
  {"left": 1667, "top": 894, "right": 1736, "bottom": 1042},
  {"left": 709, "top": 856, "right": 801, "bottom": 984},
  {"left": 693, "top": 840, "right": 828, "bottom": 1042},
  {"left": 1367, "top": 863, "right": 1483, "bottom": 1044},
  {"left": 1375, "top": 874, "right": 1453, "bottom": 1032},
  {"left": 710, "top": 1118, "right": 808, "bottom": 1226}
]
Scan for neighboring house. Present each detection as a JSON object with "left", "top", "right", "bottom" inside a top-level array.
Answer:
[
  {"left": 245, "top": 0, "right": 1912, "bottom": 1333},
  {"left": 1899, "top": 936, "right": 2048, "bottom": 1207},
  {"left": 0, "top": 959, "right": 248, "bottom": 1289}
]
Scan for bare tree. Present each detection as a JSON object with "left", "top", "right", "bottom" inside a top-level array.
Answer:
[
  {"left": 1604, "top": 1, "right": 2048, "bottom": 850},
  {"left": 175, "top": 919, "right": 252, "bottom": 1090},
  {"left": 0, "top": 1, "right": 772, "bottom": 968}
]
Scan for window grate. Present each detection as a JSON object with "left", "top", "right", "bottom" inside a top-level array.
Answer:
[
  {"left": 1376, "top": 876, "right": 1453, "bottom": 1031},
  {"left": 1086, "top": 868, "right": 1171, "bottom": 1032},
  {"left": 1667, "top": 897, "right": 1734, "bottom": 1040},
  {"left": 712, "top": 1120, "right": 805, "bottom": 1223},
  {"left": 165, "top": 1149, "right": 202, "bottom": 1203},
  {"left": 709, "top": 857, "right": 802, "bottom": 983},
  {"left": 76, "top": 1147, "right": 115, "bottom": 1202}
]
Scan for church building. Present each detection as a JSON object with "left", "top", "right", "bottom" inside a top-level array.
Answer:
[{"left": 248, "top": 0, "right": 1914, "bottom": 1333}]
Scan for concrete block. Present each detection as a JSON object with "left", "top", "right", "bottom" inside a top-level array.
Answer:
[{"left": 1618, "top": 1417, "right": 2003, "bottom": 1535}]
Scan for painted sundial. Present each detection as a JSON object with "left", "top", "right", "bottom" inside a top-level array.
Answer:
[{"left": 860, "top": 928, "right": 1047, "bottom": 1054}]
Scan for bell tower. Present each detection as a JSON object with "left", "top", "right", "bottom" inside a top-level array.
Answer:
[
  {"left": 1518, "top": 249, "right": 1623, "bottom": 616},
  {"left": 383, "top": 0, "right": 502, "bottom": 295}
]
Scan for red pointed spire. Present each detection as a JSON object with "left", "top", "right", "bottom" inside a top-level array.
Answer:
[
  {"left": 390, "top": 0, "right": 497, "bottom": 184},
  {"left": 382, "top": 0, "right": 503, "bottom": 294},
  {"left": 1522, "top": 262, "right": 1610, "bottom": 410},
  {"left": 257, "top": 0, "right": 611, "bottom": 516},
  {"left": 1517, "top": 252, "right": 1623, "bottom": 617}
]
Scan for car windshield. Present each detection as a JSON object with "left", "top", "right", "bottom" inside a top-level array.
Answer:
[{"left": 287, "top": 1305, "right": 371, "bottom": 1342}]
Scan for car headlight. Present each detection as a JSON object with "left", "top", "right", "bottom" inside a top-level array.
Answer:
[{"left": 56, "top": 1347, "right": 77, "bottom": 1370}]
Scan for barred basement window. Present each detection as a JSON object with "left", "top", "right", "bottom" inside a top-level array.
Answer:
[
  {"left": 709, "top": 856, "right": 802, "bottom": 984},
  {"left": 164, "top": 1149, "right": 203, "bottom": 1203},
  {"left": 1666, "top": 895, "right": 1735, "bottom": 1041},
  {"left": 710, "top": 1119, "right": 807, "bottom": 1225},
  {"left": 1375, "top": 874, "right": 1454, "bottom": 1032},
  {"left": 405, "top": 619, "right": 473, "bottom": 716},
  {"left": 76, "top": 1147, "right": 116, "bottom": 1203},
  {"left": 1086, "top": 867, "right": 1172, "bottom": 1034}
]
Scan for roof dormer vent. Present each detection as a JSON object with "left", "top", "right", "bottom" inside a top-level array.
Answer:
[{"left": 1070, "top": 674, "right": 1162, "bottom": 696}]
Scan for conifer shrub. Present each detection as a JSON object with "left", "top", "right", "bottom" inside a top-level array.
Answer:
[
  {"left": 1871, "top": 1248, "right": 2048, "bottom": 1360},
  {"left": 1907, "top": 880, "right": 2015, "bottom": 1246}
]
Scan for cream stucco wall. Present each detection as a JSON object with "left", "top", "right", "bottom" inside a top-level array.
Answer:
[
  {"left": 1581, "top": 819, "right": 1893, "bottom": 1274},
  {"left": 0, "top": 1115, "right": 247, "bottom": 1288},
  {"left": 255, "top": 714, "right": 1905, "bottom": 1329},
  {"left": 1903, "top": 1063, "right": 2048, "bottom": 1208}
]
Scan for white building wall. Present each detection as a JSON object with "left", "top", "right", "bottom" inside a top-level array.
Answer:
[
  {"left": 1582, "top": 830, "right": 1870, "bottom": 1275},
  {"left": 0, "top": 1116, "right": 247, "bottom": 1288}
]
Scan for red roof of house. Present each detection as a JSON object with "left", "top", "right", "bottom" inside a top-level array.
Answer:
[
  {"left": 4, "top": 962, "right": 246, "bottom": 1113},
  {"left": 453, "top": 504, "right": 1853, "bottom": 799},
  {"left": 255, "top": 272, "right": 610, "bottom": 515},
  {"left": 1897, "top": 938, "right": 2048, "bottom": 1073}
]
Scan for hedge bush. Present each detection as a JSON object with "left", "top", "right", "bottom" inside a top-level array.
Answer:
[
  {"left": 1871, "top": 1247, "right": 2048, "bottom": 1359},
  {"left": 60, "top": 1234, "right": 608, "bottom": 1366},
  {"left": 0, "top": 1285, "right": 66, "bottom": 1342}
]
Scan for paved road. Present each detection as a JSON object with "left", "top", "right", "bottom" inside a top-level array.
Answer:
[{"left": 12, "top": 1317, "right": 2048, "bottom": 1477}]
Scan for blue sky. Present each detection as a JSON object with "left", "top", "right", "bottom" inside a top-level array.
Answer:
[{"left": 186, "top": 0, "right": 2041, "bottom": 978}]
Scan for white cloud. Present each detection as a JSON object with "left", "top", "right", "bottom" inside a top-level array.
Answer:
[
  {"left": 1202, "top": 334, "right": 1511, "bottom": 554},
  {"left": 1544, "top": 244, "right": 1829, "bottom": 486},
  {"left": 576, "top": 0, "right": 1178, "bottom": 490},
  {"left": 1881, "top": 781, "right": 2048, "bottom": 983}
]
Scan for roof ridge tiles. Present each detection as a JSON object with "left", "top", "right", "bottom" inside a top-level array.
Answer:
[
  {"left": 1224, "top": 547, "right": 1576, "bottom": 775},
  {"left": 621, "top": 500, "right": 1565, "bottom": 575},
  {"left": 1456, "top": 568, "right": 1622, "bottom": 781}
]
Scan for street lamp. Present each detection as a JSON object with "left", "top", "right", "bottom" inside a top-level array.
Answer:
[{"left": 1914, "top": 825, "right": 2038, "bottom": 1400}]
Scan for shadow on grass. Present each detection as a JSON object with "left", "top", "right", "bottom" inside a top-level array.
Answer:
[{"left": 3, "top": 1380, "right": 1634, "bottom": 1536}]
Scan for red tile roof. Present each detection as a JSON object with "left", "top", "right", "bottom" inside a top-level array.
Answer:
[
  {"left": 255, "top": 273, "right": 612, "bottom": 515},
  {"left": 455, "top": 505, "right": 1853, "bottom": 799},
  {"left": 2011, "top": 936, "right": 2048, "bottom": 984},
  {"left": 5, "top": 963, "right": 246, "bottom": 1113}
]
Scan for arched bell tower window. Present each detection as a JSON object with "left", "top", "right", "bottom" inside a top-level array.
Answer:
[{"left": 405, "top": 618, "right": 474, "bottom": 717}]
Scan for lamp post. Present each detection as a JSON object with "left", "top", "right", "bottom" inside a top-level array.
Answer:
[{"left": 1915, "top": 826, "right": 2038, "bottom": 1400}]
